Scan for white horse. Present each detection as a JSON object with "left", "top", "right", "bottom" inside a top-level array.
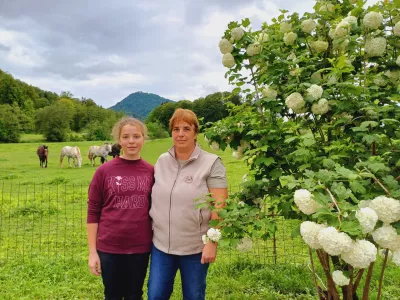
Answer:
[
  {"left": 60, "top": 146, "right": 82, "bottom": 168},
  {"left": 88, "top": 143, "right": 112, "bottom": 166}
]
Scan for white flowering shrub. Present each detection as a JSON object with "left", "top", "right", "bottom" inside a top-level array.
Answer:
[
  {"left": 207, "top": 1, "right": 400, "bottom": 299},
  {"left": 332, "top": 270, "right": 350, "bottom": 286}
]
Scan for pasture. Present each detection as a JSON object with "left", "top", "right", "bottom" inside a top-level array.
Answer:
[
  {"left": 0, "top": 135, "right": 399, "bottom": 299},
  {"left": 0, "top": 134, "right": 246, "bottom": 186}
]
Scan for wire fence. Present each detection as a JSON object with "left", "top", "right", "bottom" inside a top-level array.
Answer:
[{"left": 0, "top": 182, "right": 308, "bottom": 264}]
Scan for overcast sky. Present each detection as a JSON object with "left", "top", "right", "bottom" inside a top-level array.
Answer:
[{"left": 0, "top": 0, "right": 377, "bottom": 108}]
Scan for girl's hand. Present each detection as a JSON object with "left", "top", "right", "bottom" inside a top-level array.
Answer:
[{"left": 88, "top": 252, "right": 101, "bottom": 276}]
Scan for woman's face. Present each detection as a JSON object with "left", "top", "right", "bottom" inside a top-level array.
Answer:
[
  {"left": 119, "top": 124, "right": 144, "bottom": 160},
  {"left": 171, "top": 120, "right": 197, "bottom": 152}
]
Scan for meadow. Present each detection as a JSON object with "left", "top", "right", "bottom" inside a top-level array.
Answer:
[{"left": 0, "top": 134, "right": 399, "bottom": 299}]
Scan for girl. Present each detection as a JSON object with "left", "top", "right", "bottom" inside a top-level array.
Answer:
[{"left": 87, "top": 117, "right": 154, "bottom": 300}]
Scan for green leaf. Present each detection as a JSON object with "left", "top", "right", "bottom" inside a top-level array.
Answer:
[
  {"left": 362, "top": 135, "right": 378, "bottom": 145},
  {"left": 360, "top": 121, "right": 378, "bottom": 129},
  {"left": 292, "top": 148, "right": 311, "bottom": 157},
  {"left": 218, "top": 239, "right": 231, "bottom": 247},
  {"left": 323, "top": 159, "right": 335, "bottom": 169},
  {"left": 291, "top": 224, "right": 301, "bottom": 238},
  {"left": 270, "top": 168, "right": 282, "bottom": 179},
  {"left": 341, "top": 221, "right": 363, "bottom": 236},
  {"left": 350, "top": 181, "right": 366, "bottom": 194},
  {"left": 284, "top": 136, "right": 298, "bottom": 143},
  {"left": 232, "top": 87, "right": 241, "bottom": 95},
  {"left": 241, "top": 18, "right": 251, "bottom": 27},
  {"left": 255, "top": 157, "right": 275, "bottom": 166}
]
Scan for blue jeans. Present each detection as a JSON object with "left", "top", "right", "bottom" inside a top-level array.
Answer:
[{"left": 147, "top": 245, "right": 209, "bottom": 300}]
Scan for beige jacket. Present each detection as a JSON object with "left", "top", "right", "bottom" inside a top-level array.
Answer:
[{"left": 150, "top": 144, "right": 219, "bottom": 255}]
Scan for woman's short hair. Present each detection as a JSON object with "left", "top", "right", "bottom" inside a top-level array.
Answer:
[
  {"left": 111, "top": 116, "right": 148, "bottom": 142},
  {"left": 169, "top": 108, "right": 199, "bottom": 133}
]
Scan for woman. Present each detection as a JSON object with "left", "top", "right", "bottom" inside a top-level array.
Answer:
[
  {"left": 87, "top": 117, "right": 154, "bottom": 300},
  {"left": 148, "top": 109, "right": 228, "bottom": 300}
]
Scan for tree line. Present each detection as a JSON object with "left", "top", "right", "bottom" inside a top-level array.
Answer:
[
  {"left": 0, "top": 70, "right": 123, "bottom": 142},
  {"left": 0, "top": 69, "right": 241, "bottom": 142},
  {"left": 145, "top": 92, "right": 241, "bottom": 138}
]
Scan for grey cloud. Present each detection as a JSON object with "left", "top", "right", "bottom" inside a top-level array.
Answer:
[
  {"left": 0, "top": 43, "right": 10, "bottom": 52},
  {"left": 0, "top": 0, "right": 315, "bottom": 107}
]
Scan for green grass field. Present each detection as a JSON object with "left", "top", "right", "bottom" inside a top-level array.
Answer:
[
  {"left": 1, "top": 134, "right": 246, "bottom": 186},
  {"left": 0, "top": 134, "right": 399, "bottom": 299}
]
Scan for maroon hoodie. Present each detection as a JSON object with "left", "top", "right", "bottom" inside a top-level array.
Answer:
[{"left": 87, "top": 156, "right": 154, "bottom": 254}]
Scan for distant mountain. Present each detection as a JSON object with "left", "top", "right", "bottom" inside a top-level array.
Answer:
[{"left": 109, "top": 91, "right": 173, "bottom": 120}]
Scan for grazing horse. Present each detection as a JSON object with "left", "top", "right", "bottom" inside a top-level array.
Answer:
[
  {"left": 36, "top": 145, "right": 48, "bottom": 168},
  {"left": 60, "top": 146, "right": 82, "bottom": 168},
  {"left": 88, "top": 143, "right": 112, "bottom": 166},
  {"left": 100, "top": 143, "right": 121, "bottom": 164}
]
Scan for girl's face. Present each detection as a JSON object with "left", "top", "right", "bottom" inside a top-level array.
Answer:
[{"left": 119, "top": 124, "right": 144, "bottom": 160}]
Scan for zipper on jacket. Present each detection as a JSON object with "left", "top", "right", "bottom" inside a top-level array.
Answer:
[
  {"left": 168, "top": 169, "right": 180, "bottom": 253},
  {"left": 167, "top": 154, "right": 196, "bottom": 253}
]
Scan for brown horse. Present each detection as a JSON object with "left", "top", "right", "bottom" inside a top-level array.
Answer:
[{"left": 36, "top": 145, "right": 48, "bottom": 168}]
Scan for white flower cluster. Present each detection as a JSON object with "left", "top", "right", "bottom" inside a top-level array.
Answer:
[
  {"left": 246, "top": 43, "right": 261, "bottom": 56},
  {"left": 319, "top": 2, "right": 334, "bottom": 13},
  {"left": 369, "top": 196, "right": 400, "bottom": 224},
  {"left": 300, "top": 221, "right": 327, "bottom": 249},
  {"left": 294, "top": 189, "right": 321, "bottom": 215},
  {"left": 372, "top": 225, "right": 399, "bottom": 250},
  {"left": 363, "top": 12, "right": 383, "bottom": 30},
  {"left": 333, "top": 38, "right": 349, "bottom": 53},
  {"left": 285, "top": 92, "right": 305, "bottom": 113},
  {"left": 210, "top": 142, "right": 220, "bottom": 151},
  {"left": 283, "top": 32, "right": 297, "bottom": 46},
  {"left": 311, "top": 99, "right": 329, "bottom": 115},
  {"left": 237, "top": 237, "right": 253, "bottom": 252},
  {"left": 341, "top": 240, "right": 377, "bottom": 268},
  {"left": 222, "top": 53, "right": 235, "bottom": 68},
  {"left": 365, "top": 37, "right": 386, "bottom": 57},
  {"left": 356, "top": 207, "right": 378, "bottom": 233},
  {"left": 231, "top": 27, "right": 245, "bottom": 41},
  {"left": 318, "top": 227, "right": 353, "bottom": 256},
  {"left": 219, "top": 39, "right": 233, "bottom": 54},
  {"left": 258, "top": 32, "right": 269, "bottom": 43},
  {"left": 287, "top": 52, "right": 296, "bottom": 60},
  {"left": 301, "top": 19, "right": 316, "bottom": 33},
  {"left": 385, "top": 70, "right": 400, "bottom": 85},
  {"left": 396, "top": 55, "right": 400, "bottom": 66},
  {"left": 202, "top": 228, "right": 222, "bottom": 244},
  {"left": 334, "top": 21, "right": 351, "bottom": 39},
  {"left": 289, "top": 65, "right": 301, "bottom": 77},
  {"left": 395, "top": 22, "right": 400, "bottom": 36},
  {"left": 262, "top": 86, "right": 278, "bottom": 99},
  {"left": 307, "top": 84, "right": 323, "bottom": 100},
  {"left": 310, "top": 41, "right": 329, "bottom": 53},
  {"left": 280, "top": 22, "right": 292, "bottom": 33},
  {"left": 344, "top": 15, "right": 358, "bottom": 25},
  {"left": 332, "top": 270, "right": 350, "bottom": 286},
  {"left": 311, "top": 72, "right": 322, "bottom": 81},
  {"left": 373, "top": 74, "right": 387, "bottom": 86}
]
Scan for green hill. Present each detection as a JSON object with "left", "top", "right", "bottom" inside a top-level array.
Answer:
[{"left": 109, "top": 91, "right": 173, "bottom": 120}]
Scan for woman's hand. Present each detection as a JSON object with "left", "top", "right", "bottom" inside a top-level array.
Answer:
[
  {"left": 88, "top": 252, "right": 102, "bottom": 276},
  {"left": 201, "top": 242, "right": 218, "bottom": 264}
]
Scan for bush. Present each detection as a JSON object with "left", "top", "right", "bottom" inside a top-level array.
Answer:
[{"left": 146, "top": 121, "right": 170, "bottom": 139}]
